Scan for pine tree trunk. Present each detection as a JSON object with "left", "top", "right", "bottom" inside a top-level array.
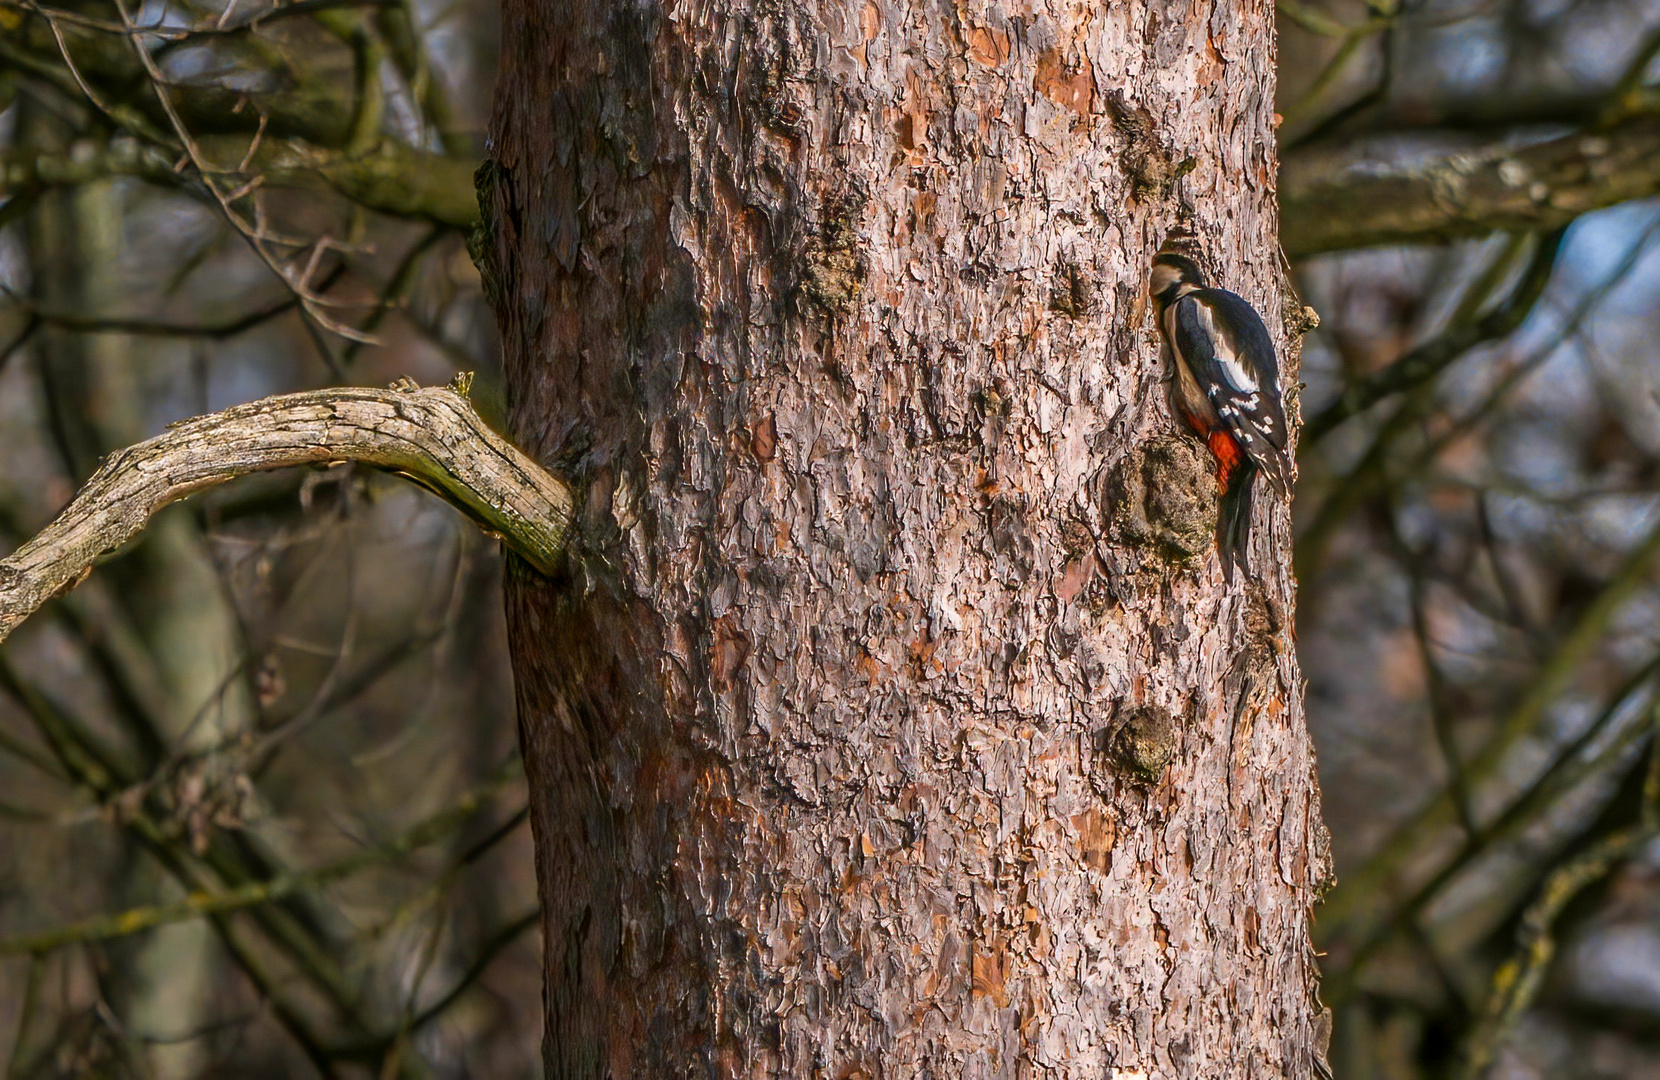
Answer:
[{"left": 479, "top": 0, "right": 1332, "bottom": 1075}]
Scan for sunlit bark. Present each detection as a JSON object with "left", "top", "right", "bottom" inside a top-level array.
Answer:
[{"left": 485, "top": 0, "right": 1332, "bottom": 1075}]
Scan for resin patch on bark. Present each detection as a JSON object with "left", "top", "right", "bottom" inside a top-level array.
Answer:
[
  {"left": 1107, "top": 92, "right": 1197, "bottom": 204},
  {"left": 795, "top": 182, "right": 869, "bottom": 318},
  {"left": 1092, "top": 704, "right": 1181, "bottom": 786},
  {"left": 1107, "top": 433, "right": 1217, "bottom": 564}
]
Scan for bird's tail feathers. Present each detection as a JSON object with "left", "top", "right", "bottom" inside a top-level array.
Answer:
[
  {"left": 1255, "top": 443, "right": 1294, "bottom": 498},
  {"left": 1218, "top": 462, "right": 1259, "bottom": 584}
]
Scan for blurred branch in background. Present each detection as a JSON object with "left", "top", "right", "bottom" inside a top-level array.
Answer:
[
  {"left": 1282, "top": 114, "right": 1660, "bottom": 256},
  {"left": 1457, "top": 705, "right": 1660, "bottom": 1079},
  {"left": 1301, "top": 227, "right": 1564, "bottom": 445}
]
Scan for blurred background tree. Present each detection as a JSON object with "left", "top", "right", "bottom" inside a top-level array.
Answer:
[{"left": 2, "top": 0, "right": 1660, "bottom": 1076}]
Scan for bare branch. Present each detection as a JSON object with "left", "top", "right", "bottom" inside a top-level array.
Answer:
[
  {"left": 0, "top": 382, "right": 573, "bottom": 645},
  {"left": 1456, "top": 712, "right": 1660, "bottom": 1080},
  {"left": 1281, "top": 117, "right": 1660, "bottom": 255},
  {"left": 1302, "top": 228, "right": 1564, "bottom": 443},
  {"left": 2, "top": 16, "right": 478, "bottom": 228},
  {"left": 0, "top": 772, "right": 521, "bottom": 955}
]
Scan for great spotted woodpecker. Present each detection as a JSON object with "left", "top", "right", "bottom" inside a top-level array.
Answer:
[{"left": 1149, "top": 251, "right": 1293, "bottom": 582}]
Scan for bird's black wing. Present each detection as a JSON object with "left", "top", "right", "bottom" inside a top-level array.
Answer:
[{"left": 1168, "top": 289, "right": 1293, "bottom": 496}]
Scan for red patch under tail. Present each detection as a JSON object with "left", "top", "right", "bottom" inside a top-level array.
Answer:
[{"left": 1207, "top": 429, "right": 1244, "bottom": 492}]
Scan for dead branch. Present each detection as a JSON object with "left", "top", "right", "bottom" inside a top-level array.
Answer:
[{"left": 0, "top": 381, "right": 572, "bottom": 645}]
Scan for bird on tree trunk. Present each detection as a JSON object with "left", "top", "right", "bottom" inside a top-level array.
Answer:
[{"left": 1150, "top": 250, "right": 1294, "bottom": 581}]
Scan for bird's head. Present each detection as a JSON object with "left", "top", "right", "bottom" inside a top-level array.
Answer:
[{"left": 1149, "top": 252, "right": 1208, "bottom": 307}]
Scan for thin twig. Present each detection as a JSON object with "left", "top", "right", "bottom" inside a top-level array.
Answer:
[
  {"left": 3, "top": 289, "right": 314, "bottom": 339},
  {"left": 341, "top": 225, "right": 446, "bottom": 365},
  {"left": 1457, "top": 708, "right": 1660, "bottom": 1078},
  {"left": 107, "top": 0, "right": 376, "bottom": 342},
  {"left": 0, "top": 777, "right": 521, "bottom": 954}
]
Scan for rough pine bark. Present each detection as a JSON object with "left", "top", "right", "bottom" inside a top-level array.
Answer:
[{"left": 479, "top": 0, "right": 1332, "bottom": 1075}]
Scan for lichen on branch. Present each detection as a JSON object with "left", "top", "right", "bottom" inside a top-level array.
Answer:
[{"left": 0, "top": 380, "right": 574, "bottom": 644}]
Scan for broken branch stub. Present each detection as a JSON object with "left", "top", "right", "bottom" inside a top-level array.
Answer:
[{"left": 0, "top": 383, "right": 574, "bottom": 645}]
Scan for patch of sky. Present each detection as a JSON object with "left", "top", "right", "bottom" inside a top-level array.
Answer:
[
  {"left": 1422, "top": 20, "right": 1508, "bottom": 99},
  {"left": 1571, "top": 924, "right": 1660, "bottom": 1014}
]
